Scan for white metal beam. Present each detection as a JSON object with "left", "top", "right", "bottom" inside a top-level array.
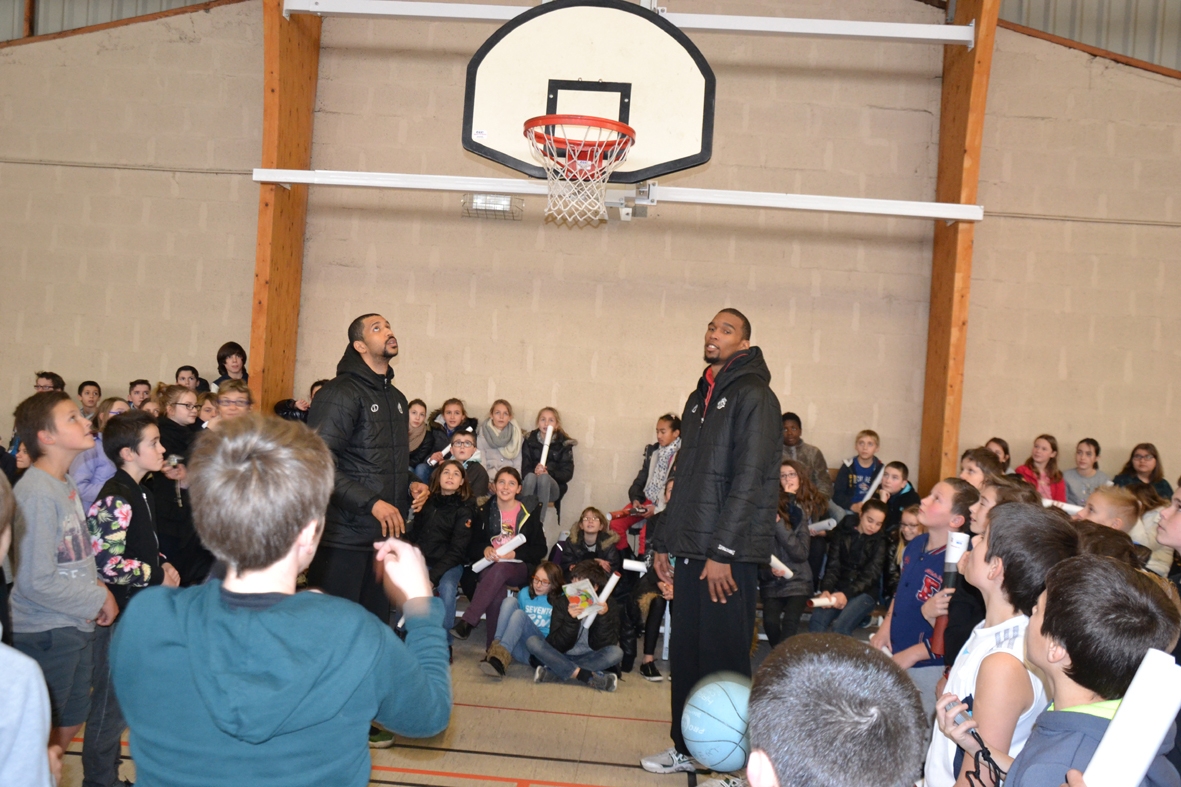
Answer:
[
  {"left": 253, "top": 168, "right": 984, "bottom": 222},
  {"left": 282, "top": 0, "right": 976, "bottom": 46}
]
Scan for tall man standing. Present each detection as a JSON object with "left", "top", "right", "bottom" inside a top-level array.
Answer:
[
  {"left": 642, "top": 309, "right": 783, "bottom": 781},
  {"left": 307, "top": 314, "right": 428, "bottom": 622}
]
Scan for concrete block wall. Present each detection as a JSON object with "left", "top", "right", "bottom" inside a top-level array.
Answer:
[
  {"left": 964, "top": 27, "right": 1181, "bottom": 481},
  {"left": 298, "top": 0, "right": 947, "bottom": 522},
  {"left": 0, "top": 1, "right": 260, "bottom": 438}
]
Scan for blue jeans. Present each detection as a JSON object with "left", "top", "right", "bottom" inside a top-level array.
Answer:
[
  {"left": 414, "top": 463, "right": 434, "bottom": 484},
  {"left": 435, "top": 565, "right": 464, "bottom": 644},
  {"left": 494, "top": 601, "right": 539, "bottom": 664},
  {"left": 525, "top": 634, "right": 622, "bottom": 680},
  {"left": 807, "top": 592, "right": 878, "bottom": 636}
]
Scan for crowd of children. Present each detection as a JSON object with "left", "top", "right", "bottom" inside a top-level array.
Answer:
[{"left": 3, "top": 363, "right": 1181, "bottom": 787}]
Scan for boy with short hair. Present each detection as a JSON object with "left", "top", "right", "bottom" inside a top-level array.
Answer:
[
  {"left": 938, "top": 554, "right": 1181, "bottom": 787},
  {"left": 9, "top": 392, "right": 118, "bottom": 753},
  {"left": 450, "top": 429, "right": 490, "bottom": 502},
  {"left": 127, "top": 380, "right": 151, "bottom": 410},
  {"left": 875, "top": 461, "right": 922, "bottom": 532},
  {"left": 781, "top": 412, "right": 832, "bottom": 498},
  {"left": 834, "top": 430, "right": 884, "bottom": 515},
  {"left": 77, "top": 381, "right": 101, "bottom": 423},
  {"left": 110, "top": 415, "right": 451, "bottom": 787},
  {"left": 34, "top": 371, "right": 66, "bottom": 392},
  {"left": 746, "top": 634, "right": 928, "bottom": 787},
  {"left": 82, "top": 410, "right": 182, "bottom": 786}
]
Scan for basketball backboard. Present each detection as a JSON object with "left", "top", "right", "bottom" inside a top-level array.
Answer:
[{"left": 462, "top": 0, "right": 715, "bottom": 184}]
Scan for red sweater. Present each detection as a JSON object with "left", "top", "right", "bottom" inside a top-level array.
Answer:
[{"left": 1015, "top": 465, "right": 1066, "bottom": 502}]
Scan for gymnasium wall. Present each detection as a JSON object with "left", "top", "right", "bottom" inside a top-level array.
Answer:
[
  {"left": 0, "top": 1, "right": 259, "bottom": 437},
  {"left": 963, "top": 27, "right": 1181, "bottom": 482},
  {"left": 296, "top": 0, "right": 948, "bottom": 522}
]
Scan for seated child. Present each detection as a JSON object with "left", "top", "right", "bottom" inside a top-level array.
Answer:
[
  {"left": 611, "top": 414, "right": 682, "bottom": 552},
  {"left": 1015, "top": 434, "right": 1066, "bottom": 503},
  {"left": 405, "top": 459, "right": 476, "bottom": 642},
  {"left": 479, "top": 561, "right": 565, "bottom": 678},
  {"left": 746, "top": 634, "right": 928, "bottom": 787},
  {"left": 110, "top": 415, "right": 451, "bottom": 787},
  {"left": 452, "top": 467, "right": 545, "bottom": 648},
  {"left": 874, "top": 460, "right": 922, "bottom": 533},
  {"left": 884, "top": 504, "right": 924, "bottom": 600},
  {"left": 1076, "top": 486, "right": 1173, "bottom": 577},
  {"left": 937, "top": 554, "right": 1181, "bottom": 787},
  {"left": 834, "top": 430, "right": 884, "bottom": 515},
  {"left": 870, "top": 477, "right": 977, "bottom": 719},
  {"left": 959, "top": 447, "right": 1006, "bottom": 491},
  {"left": 83, "top": 411, "right": 182, "bottom": 785},
  {"left": 528, "top": 560, "right": 621, "bottom": 692},
  {"left": 521, "top": 407, "right": 576, "bottom": 513},
  {"left": 809, "top": 499, "right": 888, "bottom": 636},
  {"left": 9, "top": 392, "right": 118, "bottom": 754},
  {"left": 478, "top": 399, "right": 524, "bottom": 476},
  {"left": 552, "top": 507, "right": 621, "bottom": 576},
  {"left": 421, "top": 398, "right": 478, "bottom": 482},
  {"left": 625, "top": 478, "right": 674, "bottom": 681},
  {"left": 407, "top": 399, "right": 433, "bottom": 482},
  {"left": 449, "top": 430, "right": 490, "bottom": 503},
  {"left": 926, "top": 503, "right": 1079, "bottom": 787},
  {"left": 760, "top": 490, "right": 813, "bottom": 647}
]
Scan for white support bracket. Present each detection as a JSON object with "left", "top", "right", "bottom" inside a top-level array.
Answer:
[
  {"left": 253, "top": 168, "right": 983, "bottom": 223},
  {"left": 282, "top": 0, "right": 976, "bottom": 47}
]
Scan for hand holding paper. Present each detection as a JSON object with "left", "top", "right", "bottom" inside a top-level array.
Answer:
[{"left": 472, "top": 533, "right": 527, "bottom": 572}]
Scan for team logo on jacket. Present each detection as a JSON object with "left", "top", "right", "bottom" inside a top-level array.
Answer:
[
  {"left": 717, "top": 397, "right": 727, "bottom": 410},
  {"left": 371, "top": 404, "right": 379, "bottom": 413},
  {"left": 398, "top": 403, "right": 404, "bottom": 414},
  {"left": 691, "top": 404, "right": 699, "bottom": 414}
]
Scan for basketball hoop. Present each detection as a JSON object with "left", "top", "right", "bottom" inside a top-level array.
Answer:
[{"left": 524, "top": 114, "right": 636, "bottom": 224}]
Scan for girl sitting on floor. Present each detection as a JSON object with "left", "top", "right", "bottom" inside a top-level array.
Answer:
[
  {"left": 479, "top": 560, "right": 565, "bottom": 678},
  {"left": 551, "top": 507, "right": 621, "bottom": 576}
]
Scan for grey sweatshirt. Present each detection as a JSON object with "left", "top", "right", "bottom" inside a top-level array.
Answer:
[{"left": 10, "top": 467, "right": 106, "bottom": 633}]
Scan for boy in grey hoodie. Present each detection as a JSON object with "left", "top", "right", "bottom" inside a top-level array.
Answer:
[{"left": 9, "top": 392, "right": 118, "bottom": 754}]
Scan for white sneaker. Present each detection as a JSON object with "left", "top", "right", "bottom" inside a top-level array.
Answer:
[
  {"left": 640, "top": 747, "right": 697, "bottom": 774},
  {"left": 698, "top": 776, "right": 748, "bottom": 787}
]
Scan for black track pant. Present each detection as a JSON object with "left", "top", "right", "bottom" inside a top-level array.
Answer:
[
  {"left": 306, "top": 544, "right": 390, "bottom": 621},
  {"left": 669, "top": 558, "right": 759, "bottom": 755}
]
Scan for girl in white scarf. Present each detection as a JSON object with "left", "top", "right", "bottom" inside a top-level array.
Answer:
[{"left": 478, "top": 399, "right": 523, "bottom": 475}]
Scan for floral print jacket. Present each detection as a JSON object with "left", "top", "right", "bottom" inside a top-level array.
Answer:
[{"left": 87, "top": 495, "right": 152, "bottom": 587}]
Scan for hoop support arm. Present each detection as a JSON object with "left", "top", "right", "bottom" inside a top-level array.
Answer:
[
  {"left": 253, "top": 168, "right": 983, "bottom": 222},
  {"left": 282, "top": 0, "right": 975, "bottom": 47}
]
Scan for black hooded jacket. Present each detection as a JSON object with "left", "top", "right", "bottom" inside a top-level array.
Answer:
[
  {"left": 407, "top": 493, "right": 476, "bottom": 585},
  {"left": 656, "top": 347, "right": 782, "bottom": 564},
  {"left": 820, "top": 514, "right": 888, "bottom": 598},
  {"left": 307, "top": 346, "right": 410, "bottom": 550}
]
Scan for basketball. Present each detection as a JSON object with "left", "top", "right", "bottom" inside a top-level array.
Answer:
[{"left": 681, "top": 673, "right": 751, "bottom": 773}]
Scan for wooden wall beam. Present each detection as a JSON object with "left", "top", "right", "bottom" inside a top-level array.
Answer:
[
  {"left": 918, "top": 0, "right": 1002, "bottom": 494},
  {"left": 250, "top": 0, "right": 321, "bottom": 413}
]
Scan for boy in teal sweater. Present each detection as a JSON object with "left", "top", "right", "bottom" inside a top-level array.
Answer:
[{"left": 111, "top": 415, "right": 451, "bottom": 787}]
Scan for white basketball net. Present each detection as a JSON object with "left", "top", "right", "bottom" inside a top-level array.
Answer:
[{"left": 524, "top": 116, "right": 635, "bottom": 224}]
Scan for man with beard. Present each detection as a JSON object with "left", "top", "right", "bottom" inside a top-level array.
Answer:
[
  {"left": 642, "top": 309, "right": 782, "bottom": 784},
  {"left": 307, "top": 314, "right": 428, "bottom": 622}
]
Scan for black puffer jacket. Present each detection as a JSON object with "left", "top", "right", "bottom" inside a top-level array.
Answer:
[
  {"left": 658, "top": 348, "right": 782, "bottom": 564},
  {"left": 307, "top": 346, "right": 410, "bottom": 549},
  {"left": 521, "top": 430, "right": 576, "bottom": 498},
  {"left": 759, "top": 498, "right": 812, "bottom": 598},
  {"left": 407, "top": 492, "right": 477, "bottom": 585},
  {"left": 546, "top": 595, "right": 621, "bottom": 653},
  {"left": 149, "top": 416, "right": 195, "bottom": 543},
  {"left": 820, "top": 514, "right": 888, "bottom": 598},
  {"left": 552, "top": 529, "right": 622, "bottom": 576}
]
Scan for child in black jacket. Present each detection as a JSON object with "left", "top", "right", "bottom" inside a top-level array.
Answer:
[
  {"left": 528, "top": 560, "right": 621, "bottom": 692},
  {"left": 551, "top": 507, "right": 621, "bottom": 576},
  {"left": 521, "top": 408, "right": 576, "bottom": 514},
  {"left": 406, "top": 460, "right": 476, "bottom": 642},
  {"left": 808, "top": 499, "right": 888, "bottom": 636}
]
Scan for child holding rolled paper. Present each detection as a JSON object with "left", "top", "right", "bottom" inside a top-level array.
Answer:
[
  {"left": 760, "top": 490, "right": 813, "bottom": 647},
  {"left": 924, "top": 503, "right": 1079, "bottom": 787},
  {"left": 551, "top": 507, "right": 621, "bottom": 576},
  {"left": 937, "top": 554, "right": 1181, "bottom": 787},
  {"left": 521, "top": 408, "right": 576, "bottom": 515},
  {"left": 833, "top": 429, "right": 885, "bottom": 516},
  {"left": 452, "top": 467, "right": 545, "bottom": 648},
  {"left": 808, "top": 498, "right": 888, "bottom": 636},
  {"left": 528, "top": 560, "right": 622, "bottom": 692}
]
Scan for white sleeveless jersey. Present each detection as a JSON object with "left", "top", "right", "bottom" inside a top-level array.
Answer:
[{"left": 924, "top": 614, "right": 1048, "bottom": 787}]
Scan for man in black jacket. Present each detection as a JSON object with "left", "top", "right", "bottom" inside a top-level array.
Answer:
[
  {"left": 306, "top": 314, "right": 428, "bottom": 622},
  {"left": 642, "top": 309, "right": 782, "bottom": 776}
]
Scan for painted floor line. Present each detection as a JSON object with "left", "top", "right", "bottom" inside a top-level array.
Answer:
[
  {"left": 389, "top": 741, "right": 643, "bottom": 770},
  {"left": 453, "top": 701, "right": 669, "bottom": 725}
]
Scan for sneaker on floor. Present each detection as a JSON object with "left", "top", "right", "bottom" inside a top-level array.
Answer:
[
  {"left": 586, "top": 671, "right": 618, "bottom": 692},
  {"left": 639, "top": 661, "right": 663, "bottom": 681},
  {"left": 450, "top": 619, "right": 473, "bottom": 640},
  {"left": 479, "top": 657, "right": 506, "bottom": 679},
  {"left": 534, "top": 665, "right": 562, "bottom": 684},
  {"left": 640, "top": 746, "right": 697, "bottom": 774},
  {"left": 698, "top": 776, "right": 748, "bottom": 787},
  {"left": 368, "top": 727, "right": 395, "bottom": 749}
]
